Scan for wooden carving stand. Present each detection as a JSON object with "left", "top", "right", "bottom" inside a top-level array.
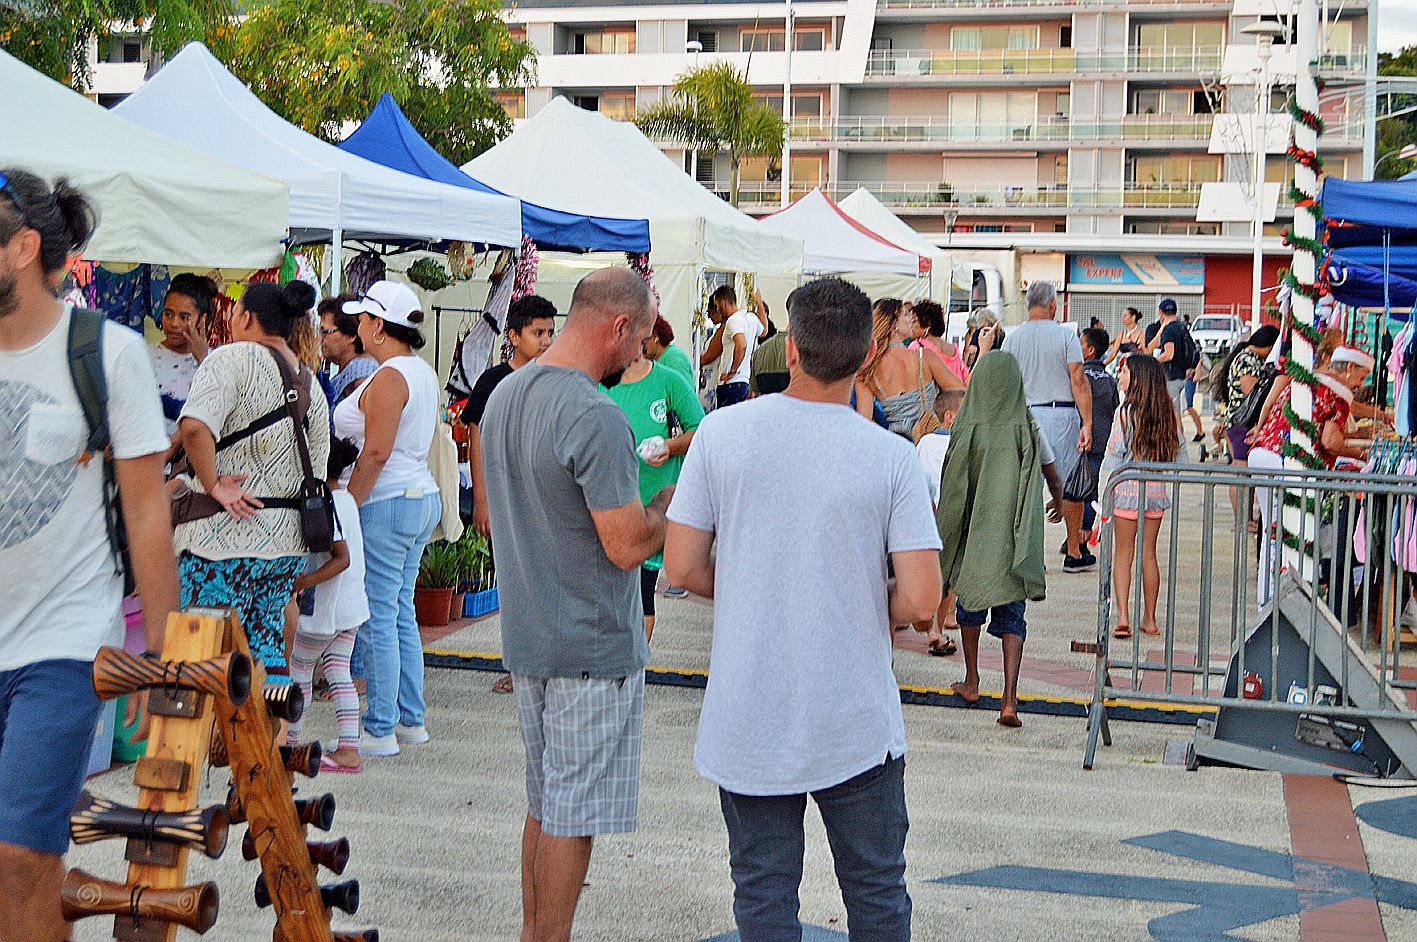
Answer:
[{"left": 72, "top": 608, "right": 374, "bottom": 942}]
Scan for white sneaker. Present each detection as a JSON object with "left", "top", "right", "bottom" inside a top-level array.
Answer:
[
  {"left": 358, "top": 731, "right": 400, "bottom": 757},
  {"left": 395, "top": 723, "right": 430, "bottom": 745}
]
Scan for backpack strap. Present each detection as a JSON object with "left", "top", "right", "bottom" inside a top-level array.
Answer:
[{"left": 67, "top": 307, "right": 128, "bottom": 583}]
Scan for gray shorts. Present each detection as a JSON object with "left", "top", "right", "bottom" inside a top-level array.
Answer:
[
  {"left": 1167, "top": 377, "right": 1188, "bottom": 412},
  {"left": 1029, "top": 404, "right": 1082, "bottom": 485},
  {"left": 513, "top": 672, "right": 645, "bottom": 837}
]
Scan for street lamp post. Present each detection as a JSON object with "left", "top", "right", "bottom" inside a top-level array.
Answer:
[
  {"left": 685, "top": 40, "right": 703, "bottom": 184},
  {"left": 1242, "top": 21, "right": 1286, "bottom": 331},
  {"left": 781, "top": 0, "right": 794, "bottom": 208}
]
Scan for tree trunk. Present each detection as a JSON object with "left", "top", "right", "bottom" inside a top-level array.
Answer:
[{"left": 729, "top": 154, "right": 741, "bottom": 208}]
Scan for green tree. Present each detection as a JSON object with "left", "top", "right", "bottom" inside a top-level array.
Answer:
[
  {"left": 226, "top": 0, "right": 534, "bottom": 165},
  {"left": 1375, "top": 46, "right": 1417, "bottom": 179},
  {"left": 0, "top": 0, "right": 234, "bottom": 88},
  {"left": 635, "top": 62, "right": 787, "bottom": 207}
]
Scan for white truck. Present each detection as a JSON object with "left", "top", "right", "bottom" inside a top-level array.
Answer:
[{"left": 1190, "top": 314, "right": 1245, "bottom": 360}]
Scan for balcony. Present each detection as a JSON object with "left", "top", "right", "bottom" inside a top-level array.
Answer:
[
  {"left": 879, "top": 0, "right": 1229, "bottom": 8},
  {"left": 865, "top": 46, "right": 1223, "bottom": 78},
  {"left": 734, "top": 181, "right": 1205, "bottom": 210},
  {"left": 789, "top": 114, "right": 1217, "bottom": 144}
]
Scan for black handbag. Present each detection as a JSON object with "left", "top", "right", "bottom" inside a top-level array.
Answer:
[
  {"left": 265, "top": 348, "right": 335, "bottom": 554},
  {"left": 1231, "top": 366, "right": 1277, "bottom": 430},
  {"left": 1063, "top": 452, "right": 1097, "bottom": 503}
]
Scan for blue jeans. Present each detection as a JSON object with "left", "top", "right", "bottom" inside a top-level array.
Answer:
[
  {"left": 717, "top": 381, "right": 750, "bottom": 408},
  {"left": 359, "top": 492, "right": 441, "bottom": 738},
  {"left": 957, "top": 599, "right": 1027, "bottom": 641},
  {"left": 718, "top": 755, "right": 911, "bottom": 942}
]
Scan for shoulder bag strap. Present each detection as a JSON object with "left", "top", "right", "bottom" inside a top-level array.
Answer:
[
  {"left": 261, "top": 345, "right": 319, "bottom": 497},
  {"left": 916, "top": 348, "right": 929, "bottom": 412}
]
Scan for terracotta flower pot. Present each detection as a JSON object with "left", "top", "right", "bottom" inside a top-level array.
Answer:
[
  {"left": 450, "top": 593, "right": 465, "bottom": 622},
  {"left": 414, "top": 587, "right": 455, "bottom": 627}
]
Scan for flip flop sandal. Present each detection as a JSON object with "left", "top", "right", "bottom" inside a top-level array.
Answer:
[
  {"left": 319, "top": 755, "right": 362, "bottom": 775},
  {"left": 491, "top": 675, "right": 515, "bottom": 695},
  {"left": 928, "top": 638, "right": 958, "bottom": 657},
  {"left": 1114, "top": 626, "right": 1133, "bottom": 639}
]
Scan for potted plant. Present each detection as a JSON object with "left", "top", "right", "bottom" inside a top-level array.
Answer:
[
  {"left": 415, "top": 540, "right": 462, "bottom": 627},
  {"left": 459, "top": 530, "right": 499, "bottom": 618}
]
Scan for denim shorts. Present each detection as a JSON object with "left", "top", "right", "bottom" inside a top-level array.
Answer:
[
  {"left": 0, "top": 659, "right": 103, "bottom": 854},
  {"left": 956, "top": 599, "right": 1027, "bottom": 641}
]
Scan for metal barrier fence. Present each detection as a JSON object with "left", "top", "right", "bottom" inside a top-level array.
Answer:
[{"left": 1083, "top": 461, "right": 1417, "bottom": 779}]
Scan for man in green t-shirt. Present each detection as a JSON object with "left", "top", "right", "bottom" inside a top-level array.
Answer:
[{"left": 605, "top": 350, "right": 705, "bottom": 640}]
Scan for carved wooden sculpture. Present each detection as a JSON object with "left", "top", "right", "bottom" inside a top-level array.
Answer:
[
  {"left": 227, "top": 790, "right": 335, "bottom": 832},
  {"left": 281, "top": 741, "right": 323, "bottom": 778},
  {"left": 255, "top": 875, "right": 359, "bottom": 914},
  {"left": 93, "top": 647, "right": 251, "bottom": 707},
  {"left": 275, "top": 928, "right": 379, "bottom": 942},
  {"left": 243, "top": 833, "right": 350, "bottom": 875},
  {"left": 263, "top": 682, "right": 305, "bottom": 723},
  {"left": 69, "top": 791, "right": 229, "bottom": 860},
  {"left": 60, "top": 868, "right": 219, "bottom": 935}
]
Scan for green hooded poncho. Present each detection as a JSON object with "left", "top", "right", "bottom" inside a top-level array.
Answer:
[{"left": 935, "top": 350, "right": 1047, "bottom": 610}]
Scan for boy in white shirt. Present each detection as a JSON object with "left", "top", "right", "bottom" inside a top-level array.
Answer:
[
  {"left": 915, "top": 387, "right": 964, "bottom": 655},
  {"left": 286, "top": 438, "right": 369, "bottom": 773}
]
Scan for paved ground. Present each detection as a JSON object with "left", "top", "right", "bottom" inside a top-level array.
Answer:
[{"left": 69, "top": 484, "right": 1417, "bottom": 941}]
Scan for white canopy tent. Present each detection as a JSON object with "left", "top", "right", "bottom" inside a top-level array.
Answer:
[
  {"left": 463, "top": 96, "right": 802, "bottom": 343},
  {"left": 759, "top": 188, "right": 925, "bottom": 276},
  {"left": 114, "top": 43, "right": 521, "bottom": 268},
  {"left": 839, "top": 186, "right": 967, "bottom": 303},
  {"left": 0, "top": 49, "right": 287, "bottom": 268}
]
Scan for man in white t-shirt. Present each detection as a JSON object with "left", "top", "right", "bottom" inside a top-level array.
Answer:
[
  {"left": 0, "top": 169, "right": 178, "bottom": 942},
  {"left": 666, "top": 277, "right": 942, "bottom": 941},
  {"left": 697, "top": 285, "right": 763, "bottom": 408}
]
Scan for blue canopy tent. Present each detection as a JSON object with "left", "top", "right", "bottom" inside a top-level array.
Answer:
[
  {"left": 1321, "top": 177, "right": 1417, "bottom": 311},
  {"left": 338, "top": 94, "right": 650, "bottom": 254}
]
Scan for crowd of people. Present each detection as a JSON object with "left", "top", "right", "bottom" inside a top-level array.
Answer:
[{"left": 0, "top": 167, "right": 1390, "bottom": 942}]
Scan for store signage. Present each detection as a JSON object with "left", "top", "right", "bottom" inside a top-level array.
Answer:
[{"left": 1068, "top": 254, "right": 1205, "bottom": 287}]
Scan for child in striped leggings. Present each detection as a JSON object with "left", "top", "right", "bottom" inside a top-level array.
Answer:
[{"left": 287, "top": 439, "right": 369, "bottom": 773}]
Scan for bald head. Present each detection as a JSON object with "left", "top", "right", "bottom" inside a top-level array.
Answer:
[{"left": 569, "top": 267, "right": 655, "bottom": 327}]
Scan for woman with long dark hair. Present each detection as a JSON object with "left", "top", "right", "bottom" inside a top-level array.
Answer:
[
  {"left": 1105, "top": 354, "right": 1182, "bottom": 639},
  {"left": 909, "top": 299, "right": 969, "bottom": 382},
  {"left": 857, "top": 298, "right": 963, "bottom": 436},
  {"left": 1209, "top": 324, "right": 1279, "bottom": 467},
  {"left": 177, "top": 280, "right": 330, "bottom": 683},
  {"left": 1105, "top": 307, "right": 1145, "bottom": 367}
]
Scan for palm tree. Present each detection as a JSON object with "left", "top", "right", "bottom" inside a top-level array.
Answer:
[{"left": 635, "top": 62, "right": 787, "bottom": 207}]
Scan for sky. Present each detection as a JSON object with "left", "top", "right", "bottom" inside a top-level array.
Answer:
[{"left": 1381, "top": 0, "right": 1417, "bottom": 53}]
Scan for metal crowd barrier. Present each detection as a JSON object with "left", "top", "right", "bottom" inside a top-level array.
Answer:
[{"left": 1083, "top": 461, "right": 1417, "bottom": 779}]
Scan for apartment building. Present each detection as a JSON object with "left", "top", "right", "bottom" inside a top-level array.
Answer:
[
  {"left": 79, "top": 0, "right": 1373, "bottom": 320},
  {"left": 506, "top": 0, "right": 1372, "bottom": 320}
]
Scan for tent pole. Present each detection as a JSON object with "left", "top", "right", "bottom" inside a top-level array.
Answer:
[{"left": 331, "top": 228, "right": 343, "bottom": 293}]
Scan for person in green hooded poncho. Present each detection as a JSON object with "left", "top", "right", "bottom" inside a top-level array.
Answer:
[{"left": 935, "top": 350, "right": 1064, "bottom": 727}]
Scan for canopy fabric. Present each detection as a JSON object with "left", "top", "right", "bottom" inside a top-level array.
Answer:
[
  {"left": 838, "top": 187, "right": 967, "bottom": 291},
  {"left": 0, "top": 48, "right": 286, "bottom": 268},
  {"left": 462, "top": 96, "right": 801, "bottom": 273},
  {"left": 759, "top": 188, "right": 925, "bottom": 276},
  {"left": 338, "top": 94, "right": 648, "bottom": 254},
  {"left": 115, "top": 44, "right": 520, "bottom": 247},
  {"left": 1325, "top": 256, "right": 1417, "bottom": 311},
  {"left": 1322, "top": 178, "right": 1417, "bottom": 231}
]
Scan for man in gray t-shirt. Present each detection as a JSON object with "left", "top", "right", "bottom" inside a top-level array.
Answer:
[
  {"left": 1001, "top": 281, "right": 1094, "bottom": 571},
  {"left": 481, "top": 267, "right": 671, "bottom": 942}
]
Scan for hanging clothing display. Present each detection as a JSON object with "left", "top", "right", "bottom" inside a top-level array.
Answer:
[
  {"left": 94, "top": 264, "right": 171, "bottom": 331},
  {"left": 344, "top": 252, "right": 386, "bottom": 297}
]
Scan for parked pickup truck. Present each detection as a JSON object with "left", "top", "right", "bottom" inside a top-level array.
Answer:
[{"left": 1190, "top": 315, "right": 1244, "bottom": 359}]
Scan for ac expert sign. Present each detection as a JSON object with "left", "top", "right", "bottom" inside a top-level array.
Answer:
[{"left": 1068, "top": 254, "right": 1205, "bottom": 288}]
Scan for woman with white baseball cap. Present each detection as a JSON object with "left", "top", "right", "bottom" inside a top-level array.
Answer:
[
  {"left": 1248, "top": 345, "right": 1373, "bottom": 605},
  {"left": 334, "top": 279, "right": 442, "bottom": 757}
]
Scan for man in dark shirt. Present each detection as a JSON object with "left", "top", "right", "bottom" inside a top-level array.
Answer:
[
  {"left": 1076, "top": 327, "right": 1119, "bottom": 549},
  {"left": 1147, "top": 297, "right": 1194, "bottom": 412}
]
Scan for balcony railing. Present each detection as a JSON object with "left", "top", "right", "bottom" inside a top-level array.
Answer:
[
  {"left": 735, "top": 181, "right": 1206, "bottom": 210},
  {"left": 865, "top": 46, "right": 1223, "bottom": 76},
  {"left": 789, "top": 114, "right": 1219, "bottom": 143},
  {"left": 879, "top": 0, "right": 1228, "bottom": 7}
]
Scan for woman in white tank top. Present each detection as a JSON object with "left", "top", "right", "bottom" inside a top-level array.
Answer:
[{"left": 336, "top": 281, "right": 442, "bottom": 757}]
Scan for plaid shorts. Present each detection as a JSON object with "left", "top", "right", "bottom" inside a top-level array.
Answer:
[{"left": 513, "top": 672, "right": 645, "bottom": 838}]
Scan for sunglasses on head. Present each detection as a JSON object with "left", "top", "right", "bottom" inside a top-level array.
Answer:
[{"left": 0, "top": 172, "right": 24, "bottom": 217}]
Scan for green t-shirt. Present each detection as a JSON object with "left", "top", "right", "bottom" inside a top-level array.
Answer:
[
  {"left": 655, "top": 343, "right": 696, "bottom": 388},
  {"left": 605, "top": 362, "right": 706, "bottom": 570}
]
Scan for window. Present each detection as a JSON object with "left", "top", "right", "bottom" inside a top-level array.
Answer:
[
  {"left": 1054, "top": 92, "right": 1070, "bottom": 116},
  {"left": 1136, "top": 22, "right": 1225, "bottom": 49},
  {"left": 599, "top": 92, "right": 636, "bottom": 120},
  {"left": 1060, "top": 25, "right": 1073, "bottom": 49},
  {"left": 871, "top": 37, "right": 893, "bottom": 51},
  {"left": 571, "top": 95, "right": 599, "bottom": 112},
  {"left": 122, "top": 42, "right": 142, "bottom": 64},
  {"left": 755, "top": 91, "right": 826, "bottom": 118},
  {"left": 739, "top": 27, "right": 828, "bottom": 52},
  {"left": 571, "top": 28, "right": 634, "bottom": 55},
  {"left": 1129, "top": 155, "right": 1221, "bottom": 185},
  {"left": 696, "top": 30, "right": 718, "bottom": 53},
  {"left": 1131, "top": 88, "right": 1206, "bottom": 115},
  {"left": 1194, "top": 90, "right": 1215, "bottom": 114},
  {"left": 495, "top": 91, "right": 526, "bottom": 120},
  {"left": 949, "top": 92, "right": 1036, "bottom": 139},
  {"left": 1127, "top": 220, "right": 1221, "bottom": 235},
  {"left": 950, "top": 26, "right": 1040, "bottom": 51}
]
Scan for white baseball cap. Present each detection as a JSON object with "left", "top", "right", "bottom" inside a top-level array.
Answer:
[{"left": 342, "top": 280, "right": 422, "bottom": 329}]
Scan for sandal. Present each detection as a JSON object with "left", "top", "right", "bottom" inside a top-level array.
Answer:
[
  {"left": 1139, "top": 625, "right": 1162, "bottom": 636},
  {"left": 491, "top": 674, "right": 515, "bottom": 695},
  {"left": 319, "top": 754, "right": 362, "bottom": 775},
  {"left": 928, "top": 637, "right": 957, "bottom": 657},
  {"left": 1114, "top": 625, "right": 1133, "bottom": 639}
]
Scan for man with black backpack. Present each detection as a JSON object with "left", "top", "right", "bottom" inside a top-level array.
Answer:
[
  {"left": 1148, "top": 297, "right": 1199, "bottom": 416},
  {"left": 0, "top": 169, "right": 178, "bottom": 942}
]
